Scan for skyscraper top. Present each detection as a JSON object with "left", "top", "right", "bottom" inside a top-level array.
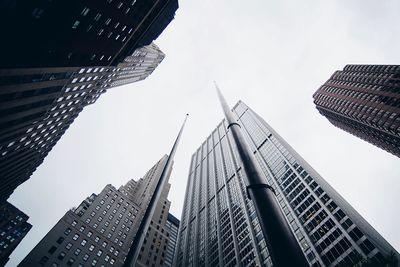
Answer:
[
  {"left": 176, "top": 100, "right": 398, "bottom": 267},
  {"left": 19, "top": 155, "right": 174, "bottom": 267},
  {"left": 0, "top": 0, "right": 178, "bottom": 68},
  {"left": 313, "top": 64, "right": 400, "bottom": 157}
]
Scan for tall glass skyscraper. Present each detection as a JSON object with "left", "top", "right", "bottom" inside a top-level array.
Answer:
[
  {"left": 163, "top": 213, "right": 179, "bottom": 267},
  {"left": 175, "top": 101, "right": 398, "bottom": 267}
]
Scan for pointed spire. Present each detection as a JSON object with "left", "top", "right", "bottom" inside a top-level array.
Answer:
[
  {"left": 214, "top": 81, "right": 238, "bottom": 128},
  {"left": 123, "top": 114, "right": 188, "bottom": 267}
]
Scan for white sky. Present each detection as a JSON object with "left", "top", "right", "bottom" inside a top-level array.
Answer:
[{"left": 8, "top": 0, "right": 400, "bottom": 265}]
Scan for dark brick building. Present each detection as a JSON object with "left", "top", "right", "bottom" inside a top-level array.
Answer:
[{"left": 313, "top": 64, "right": 400, "bottom": 157}]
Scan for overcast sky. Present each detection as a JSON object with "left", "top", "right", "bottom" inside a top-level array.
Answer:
[{"left": 8, "top": 0, "right": 400, "bottom": 265}]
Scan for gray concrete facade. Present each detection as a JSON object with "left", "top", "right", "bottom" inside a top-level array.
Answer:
[{"left": 20, "top": 155, "right": 178, "bottom": 267}]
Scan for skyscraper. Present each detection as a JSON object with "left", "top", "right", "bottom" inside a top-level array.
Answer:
[
  {"left": 175, "top": 101, "right": 398, "bottom": 267},
  {"left": 0, "top": 43, "right": 165, "bottom": 204},
  {"left": 20, "top": 155, "right": 178, "bottom": 267},
  {"left": 135, "top": 193, "right": 176, "bottom": 267},
  {"left": 163, "top": 214, "right": 179, "bottom": 267},
  {"left": 0, "top": 0, "right": 179, "bottom": 205},
  {"left": 0, "top": 0, "right": 178, "bottom": 68},
  {"left": 313, "top": 64, "right": 400, "bottom": 157},
  {"left": 0, "top": 201, "right": 32, "bottom": 266}
]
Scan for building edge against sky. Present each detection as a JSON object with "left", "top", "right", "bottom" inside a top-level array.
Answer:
[
  {"left": 313, "top": 64, "right": 400, "bottom": 158},
  {"left": 19, "top": 155, "right": 179, "bottom": 267},
  {"left": 0, "top": 202, "right": 32, "bottom": 266},
  {"left": 0, "top": 0, "right": 178, "bottom": 68},
  {"left": 0, "top": 42, "right": 165, "bottom": 207},
  {"left": 0, "top": 0, "right": 179, "bottom": 206},
  {"left": 175, "top": 100, "right": 398, "bottom": 267}
]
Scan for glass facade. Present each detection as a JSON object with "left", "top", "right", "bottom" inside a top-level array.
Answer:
[
  {"left": 175, "top": 101, "right": 399, "bottom": 267},
  {"left": 163, "top": 213, "right": 179, "bottom": 267}
]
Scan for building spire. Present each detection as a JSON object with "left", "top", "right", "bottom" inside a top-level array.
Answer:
[
  {"left": 215, "top": 85, "right": 309, "bottom": 267},
  {"left": 123, "top": 114, "right": 188, "bottom": 267}
]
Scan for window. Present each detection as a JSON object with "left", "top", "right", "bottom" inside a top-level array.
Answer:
[
  {"left": 67, "top": 258, "right": 75, "bottom": 266},
  {"left": 81, "top": 7, "right": 90, "bottom": 16},
  {"left": 73, "top": 234, "right": 79, "bottom": 240},
  {"left": 72, "top": 221, "right": 77, "bottom": 227},
  {"left": 83, "top": 254, "right": 89, "bottom": 261},
  {"left": 87, "top": 231, "right": 93, "bottom": 237},
  {"left": 57, "top": 237, "right": 65, "bottom": 244},
  {"left": 48, "top": 246, "right": 57, "bottom": 254},
  {"left": 81, "top": 239, "right": 87, "bottom": 246},
  {"left": 65, "top": 243, "right": 73, "bottom": 250},
  {"left": 72, "top": 20, "right": 80, "bottom": 29},
  {"left": 39, "top": 256, "right": 49, "bottom": 265},
  {"left": 32, "top": 8, "right": 44, "bottom": 19},
  {"left": 57, "top": 252, "right": 66, "bottom": 260},
  {"left": 94, "top": 13, "right": 102, "bottom": 21},
  {"left": 74, "top": 248, "right": 81, "bottom": 256}
]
